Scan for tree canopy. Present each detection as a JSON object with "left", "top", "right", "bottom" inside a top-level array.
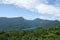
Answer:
[{"left": 0, "top": 26, "right": 60, "bottom": 40}]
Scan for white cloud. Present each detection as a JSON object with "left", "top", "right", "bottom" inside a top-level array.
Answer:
[
  {"left": 39, "top": 16, "right": 55, "bottom": 20},
  {"left": 39, "top": 16, "right": 60, "bottom": 20},
  {"left": 35, "top": 4, "right": 60, "bottom": 16},
  {"left": 0, "top": 0, "right": 60, "bottom": 20},
  {"left": 1, "top": 0, "right": 38, "bottom": 10}
]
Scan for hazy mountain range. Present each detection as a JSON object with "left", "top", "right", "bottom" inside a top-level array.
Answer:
[{"left": 0, "top": 17, "right": 60, "bottom": 30}]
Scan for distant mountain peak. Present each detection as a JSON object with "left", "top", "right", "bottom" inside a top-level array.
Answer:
[
  {"left": 17, "top": 17, "right": 24, "bottom": 19},
  {"left": 34, "top": 18, "right": 43, "bottom": 21},
  {"left": 15, "top": 17, "right": 25, "bottom": 20}
]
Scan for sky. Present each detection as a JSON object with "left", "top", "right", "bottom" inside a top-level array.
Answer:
[{"left": 0, "top": 0, "right": 60, "bottom": 20}]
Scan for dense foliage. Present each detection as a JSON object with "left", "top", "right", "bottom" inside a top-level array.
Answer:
[{"left": 0, "top": 26, "right": 60, "bottom": 40}]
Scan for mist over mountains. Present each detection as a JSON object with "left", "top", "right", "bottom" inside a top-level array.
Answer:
[{"left": 0, "top": 17, "right": 60, "bottom": 30}]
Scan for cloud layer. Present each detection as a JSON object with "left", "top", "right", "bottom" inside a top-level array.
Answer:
[{"left": 0, "top": 0, "right": 60, "bottom": 20}]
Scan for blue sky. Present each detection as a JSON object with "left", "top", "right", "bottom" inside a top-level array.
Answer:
[
  {"left": 0, "top": 4, "right": 40, "bottom": 19},
  {"left": 0, "top": 0, "right": 60, "bottom": 20}
]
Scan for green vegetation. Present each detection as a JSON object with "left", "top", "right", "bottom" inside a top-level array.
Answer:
[{"left": 0, "top": 26, "right": 60, "bottom": 40}]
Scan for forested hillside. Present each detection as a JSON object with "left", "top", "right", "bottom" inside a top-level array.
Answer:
[
  {"left": 0, "top": 17, "right": 60, "bottom": 30},
  {"left": 0, "top": 26, "right": 60, "bottom": 40}
]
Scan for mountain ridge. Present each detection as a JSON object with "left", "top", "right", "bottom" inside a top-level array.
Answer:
[{"left": 0, "top": 17, "right": 60, "bottom": 30}]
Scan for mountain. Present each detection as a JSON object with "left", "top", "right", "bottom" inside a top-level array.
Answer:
[{"left": 0, "top": 17, "right": 60, "bottom": 30}]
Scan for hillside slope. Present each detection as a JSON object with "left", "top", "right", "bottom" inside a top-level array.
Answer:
[
  {"left": 0, "top": 17, "right": 60, "bottom": 30},
  {"left": 0, "top": 26, "right": 60, "bottom": 40}
]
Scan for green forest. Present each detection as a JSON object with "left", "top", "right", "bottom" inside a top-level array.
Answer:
[{"left": 0, "top": 26, "right": 60, "bottom": 40}]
